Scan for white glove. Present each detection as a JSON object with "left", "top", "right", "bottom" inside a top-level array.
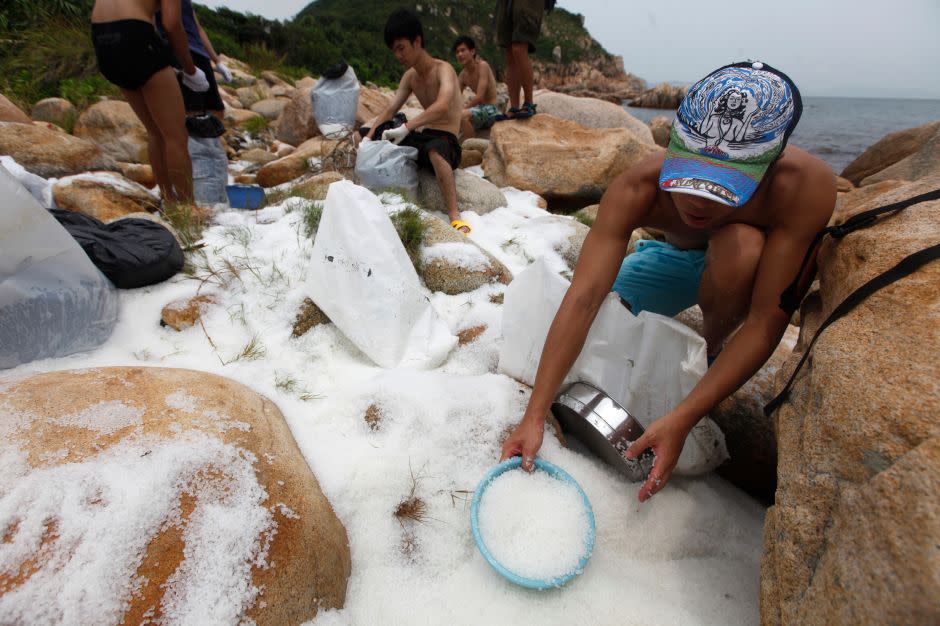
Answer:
[
  {"left": 181, "top": 67, "right": 210, "bottom": 92},
  {"left": 382, "top": 124, "right": 410, "bottom": 145},
  {"left": 216, "top": 62, "right": 233, "bottom": 83}
]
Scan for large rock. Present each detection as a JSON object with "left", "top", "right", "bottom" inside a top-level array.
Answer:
[
  {"left": 236, "top": 83, "right": 273, "bottom": 109},
  {"left": 0, "top": 93, "right": 31, "bottom": 123},
  {"left": 275, "top": 86, "right": 318, "bottom": 146},
  {"left": 356, "top": 87, "right": 393, "bottom": 127},
  {"left": 533, "top": 91, "right": 653, "bottom": 142},
  {"left": 30, "top": 97, "right": 77, "bottom": 129},
  {"left": 417, "top": 213, "right": 512, "bottom": 294},
  {"left": 256, "top": 136, "right": 342, "bottom": 187},
  {"left": 292, "top": 171, "right": 345, "bottom": 200},
  {"left": 73, "top": 100, "right": 150, "bottom": 164},
  {"left": 53, "top": 172, "right": 160, "bottom": 221},
  {"left": 0, "top": 121, "right": 116, "bottom": 178},
  {"left": 675, "top": 306, "right": 799, "bottom": 502},
  {"left": 649, "top": 115, "right": 672, "bottom": 147},
  {"left": 483, "top": 114, "right": 657, "bottom": 205},
  {"left": 859, "top": 121, "right": 940, "bottom": 186},
  {"left": 225, "top": 107, "right": 265, "bottom": 128},
  {"left": 250, "top": 97, "right": 290, "bottom": 121},
  {"left": 0, "top": 367, "right": 351, "bottom": 624},
  {"left": 761, "top": 175, "right": 940, "bottom": 625},
  {"left": 116, "top": 161, "right": 156, "bottom": 188},
  {"left": 416, "top": 169, "right": 507, "bottom": 216},
  {"left": 841, "top": 119, "right": 940, "bottom": 185},
  {"left": 630, "top": 83, "right": 688, "bottom": 109}
]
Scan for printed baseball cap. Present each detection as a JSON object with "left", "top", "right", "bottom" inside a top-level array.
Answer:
[{"left": 659, "top": 61, "right": 802, "bottom": 207}]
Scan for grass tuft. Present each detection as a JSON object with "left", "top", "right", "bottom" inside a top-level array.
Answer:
[{"left": 390, "top": 207, "right": 427, "bottom": 266}]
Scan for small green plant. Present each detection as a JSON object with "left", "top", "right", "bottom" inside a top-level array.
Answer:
[
  {"left": 242, "top": 115, "right": 270, "bottom": 135},
  {"left": 160, "top": 202, "right": 207, "bottom": 251},
  {"left": 574, "top": 212, "right": 596, "bottom": 227},
  {"left": 295, "top": 200, "right": 324, "bottom": 238},
  {"left": 390, "top": 207, "right": 427, "bottom": 266},
  {"left": 59, "top": 75, "right": 116, "bottom": 109}
]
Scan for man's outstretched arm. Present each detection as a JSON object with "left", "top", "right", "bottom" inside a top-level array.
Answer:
[{"left": 501, "top": 164, "right": 658, "bottom": 469}]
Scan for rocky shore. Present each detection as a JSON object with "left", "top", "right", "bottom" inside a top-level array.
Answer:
[{"left": 1, "top": 53, "right": 937, "bottom": 625}]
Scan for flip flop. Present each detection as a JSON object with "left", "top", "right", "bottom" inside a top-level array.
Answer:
[
  {"left": 451, "top": 220, "right": 472, "bottom": 235},
  {"left": 494, "top": 107, "right": 520, "bottom": 122},
  {"left": 512, "top": 102, "right": 537, "bottom": 120}
]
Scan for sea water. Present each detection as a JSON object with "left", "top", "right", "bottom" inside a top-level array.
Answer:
[{"left": 625, "top": 96, "right": 940, "bottom": 174}]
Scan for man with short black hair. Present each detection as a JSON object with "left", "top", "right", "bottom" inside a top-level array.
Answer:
[
  {"left": 453, "top": 36, "right": 498, "bottom": 139},
  {"left": 361, "top": 10, "right": 470, "bottom": 235},
  {"left": 501, "top": 62, "right": 837, "bottom": 502}
]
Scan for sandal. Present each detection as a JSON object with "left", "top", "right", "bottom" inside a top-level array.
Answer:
[
  {"left": 512, "top": 102, "right": 537, "bottom": 119},
  {"left": 494, "top": 107, "right": 520, "bottom": 122},
  {"left": 451, "top": 220, "right": 472, "bottom": 235}
]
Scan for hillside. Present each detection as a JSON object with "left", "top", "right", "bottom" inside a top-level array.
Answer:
[{"left": 0, "top": 0, "right": 628, "bottom": 110}]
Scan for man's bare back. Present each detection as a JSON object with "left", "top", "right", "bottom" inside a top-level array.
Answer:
[
  {"left": 91, "top": 0, "right": 160, "bottom": 23},
  {"left": 629, "top": 146, "right": 833, "bottom": 251}
]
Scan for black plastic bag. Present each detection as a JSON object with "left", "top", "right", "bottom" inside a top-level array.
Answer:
[{"left": 50, "top": 210, "right": 184, "bottom": 289}]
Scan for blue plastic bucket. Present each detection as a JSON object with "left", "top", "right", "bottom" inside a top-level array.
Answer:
[
  {"left": 470, "top": 457, "right": 595, "bottom": 589},
  {"left": 225, "top": 184, "right": 266, "bottom": 210}
]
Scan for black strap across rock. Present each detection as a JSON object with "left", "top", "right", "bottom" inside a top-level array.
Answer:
[{"left": 765, "top": 188, "right": 940, "bottom": 416}]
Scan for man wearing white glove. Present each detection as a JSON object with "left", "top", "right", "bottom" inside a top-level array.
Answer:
[
  {"left": 360, "top": 10, "right": 470, "bottom": 235},
  {"left": 381, "top": 124, "right": 410, "bottom": 145},
  {"left": 181, "top": 66, "right": 210, "bottom": 92},
  {"left": 157, "top": 0, "right": 229, "bottom": 118}
]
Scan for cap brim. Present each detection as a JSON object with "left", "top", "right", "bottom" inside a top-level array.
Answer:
[{"left": 659, "top": 129, "right": 776, "bottom": 207}]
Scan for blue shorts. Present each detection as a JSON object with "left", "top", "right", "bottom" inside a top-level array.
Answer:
[{"left": 612, "top": 239, "right": 706, "bottom": 317}]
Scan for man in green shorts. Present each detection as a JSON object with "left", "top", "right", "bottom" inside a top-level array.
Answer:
[
  {"left": 453, "top": 36, "right": 499, "bottom": 139},
  {"left": 496, "top": 0, "right": 545, "bottom": 120},
  {"left": 501, "top": 61, "right": 837, "bottom": 502}
]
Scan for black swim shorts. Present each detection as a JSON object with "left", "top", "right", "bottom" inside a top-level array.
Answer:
[
  {"left": 401, "top": 129, "right": 462, "bottom": 171},
  {"left": 496, "top": 0, "right": 544, "bottom": 52},
  {"left": 92, "top": 19, "right": 173, "bottom": 91}
]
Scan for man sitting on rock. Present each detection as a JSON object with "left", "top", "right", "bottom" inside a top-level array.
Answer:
[
  {"left": 453, "top": 36, "right": 499, "bottom": 140},
  {"left": 360, "top": 9, "right": 469, "bottom": 235},
  {"left": 501, "top": 61, "right": 837, "bottom": 502}
]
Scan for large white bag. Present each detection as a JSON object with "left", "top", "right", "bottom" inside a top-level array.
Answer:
[
  {"left": 311, "top": 65, "right": 360, "bottom": 136},
  {"left": 306, "top": 180, "right": 457, "bottom": 369},
  {"left": 354, "top": 139, "right": 419, "bottom": 200},
  {"left": 498, "top": 258, "right": 728, "bottom": 475},
  {"left": 0, "top": 164, "right": 118, "bottom": 369}
]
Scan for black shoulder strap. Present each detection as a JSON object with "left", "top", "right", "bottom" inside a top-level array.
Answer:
[
  {"left": 765, "top": 242, "right": 940, "bottom": 416},
  {"left": 779, "top": 188, "right": 940, "bottom": 315}
]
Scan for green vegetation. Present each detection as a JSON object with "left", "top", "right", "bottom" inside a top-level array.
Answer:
[
  {"left": 242, "top": 115, "right": 270, "bottom": 135},
  {"left": 390, "top": 207, "right": 427, "bottom": 266},
  {"left": 1, "top": 0, "right": 612, "bottom": 110}
]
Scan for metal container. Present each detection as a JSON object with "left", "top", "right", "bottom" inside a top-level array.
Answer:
[{"left": 551, "top": 382, "right": 655, "bottom": 482}]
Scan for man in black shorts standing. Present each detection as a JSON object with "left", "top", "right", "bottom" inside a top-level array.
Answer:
[
  {"left": 360, "top": 10, "right": 470, "bottom": 235},
  {"left": 496, "top": 0, "right": 545, "bottom": 120}
]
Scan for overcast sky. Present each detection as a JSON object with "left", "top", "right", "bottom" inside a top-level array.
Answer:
[{"left": 196, "top": 0, "right": 940, "bottom": 99}]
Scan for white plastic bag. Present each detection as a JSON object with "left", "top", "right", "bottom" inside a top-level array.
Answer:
[
  {"left": 354, "top": 139, "right": 419, "bottom": 200},
  {"left": 0, "top": 164, "right": 118, "bottom": 369},
  {"left": 306, "top": 180, "right": 457, "bottom": 369},
  {"left": 311, "top": 65, "right": 360, "bottom": 136},
  {"left": 189, "top": 136, "right": 229, "bottom": 206},
  {"left": 498, "top": 258, "right": 728, "bottom": 475}
]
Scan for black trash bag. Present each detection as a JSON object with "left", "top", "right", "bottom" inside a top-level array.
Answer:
[{"left": 50, "top": 210, "right": 184, "bottom": 289}]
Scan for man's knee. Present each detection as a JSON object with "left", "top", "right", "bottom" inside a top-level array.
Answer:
[{"left": 707, "top": 223, "right": 765, "bottom": 274}]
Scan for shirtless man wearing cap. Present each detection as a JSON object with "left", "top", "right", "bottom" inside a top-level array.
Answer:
[{"left": 500, "top": 61, "right": 837, "bottom": 502}]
